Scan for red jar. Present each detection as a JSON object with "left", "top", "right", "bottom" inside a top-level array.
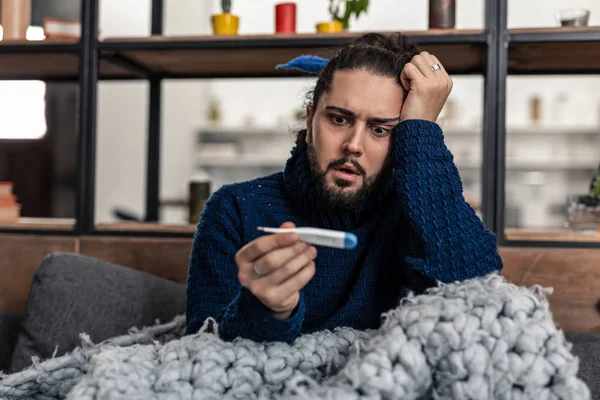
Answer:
[{"left": 275, "top": 3, "right": 296, "bottom": 33}]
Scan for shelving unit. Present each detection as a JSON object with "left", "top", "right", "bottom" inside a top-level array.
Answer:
[
  {"left": 509, "top": 27, "right": 600, "bottom": 74},
  {"left": 1, "top": 0, "right": 600, "bottom": 247},
  {"left": 6, "top": 27, "right": 600, "bottom": 80},
  {"left": 100, "top": 30, "right": 487, "bottom": 78},
  {"left": 0, "top": 40, "right": 82, "bottom": 81}
]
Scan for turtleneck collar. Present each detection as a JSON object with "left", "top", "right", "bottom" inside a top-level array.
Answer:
[{"left": 282, "top": 141, "right": 394, "bottom": 231}]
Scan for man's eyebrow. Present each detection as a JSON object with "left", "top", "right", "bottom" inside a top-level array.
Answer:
[
  {"left": 370, "top": 116, "right": 400, "bottom": 124},
  {"left": 325, "top": 106, "right": 399, "bottom": 124},
  {"left": 325, "top": 106, "right": 355, "bottom": 117}
]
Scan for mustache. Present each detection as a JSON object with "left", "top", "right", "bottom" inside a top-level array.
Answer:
[{"left": 327, "top": 157, "right": 366, "bottom": 176}]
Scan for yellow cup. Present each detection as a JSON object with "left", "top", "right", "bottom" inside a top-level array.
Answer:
[
  {"left": 316, "top": 20, "right": 344, "bottom": 33},
  {"left": 211, "top": 13, "right": 240, "bottom": 35}
]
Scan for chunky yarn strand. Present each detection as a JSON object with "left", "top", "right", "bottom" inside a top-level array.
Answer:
[{"left": 0, "top": 274, "right": 590, "bottom": 399}]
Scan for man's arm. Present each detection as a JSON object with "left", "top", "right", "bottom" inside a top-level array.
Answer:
[
  {"left": 185, "top": 187, "right": 305, "bottom": 343},
  {"left": 392, "top": 51, "right": 502, "bottom": 284},
  {"left": 393, "top": 119, "right": 503, "bottom": 283}
]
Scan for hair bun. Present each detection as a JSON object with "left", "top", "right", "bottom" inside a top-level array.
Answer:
[{"left": 350, "top": 32, "right": 419, "bottom": 56}]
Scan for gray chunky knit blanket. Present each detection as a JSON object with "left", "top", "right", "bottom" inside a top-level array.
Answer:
[{"left": 0, "top": 274, "right": 591, "bottom": 399}]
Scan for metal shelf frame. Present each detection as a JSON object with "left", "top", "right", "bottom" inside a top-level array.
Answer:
[{"left": 1, "top": 0, "right": 600, "bottom": 249}]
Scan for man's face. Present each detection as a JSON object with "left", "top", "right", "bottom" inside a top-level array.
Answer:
[{"left": 306, "top": 69, "right": 404, "bottom": 209}]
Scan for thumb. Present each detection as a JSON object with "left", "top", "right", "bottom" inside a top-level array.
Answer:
[{"left": 280, "top": 221, "right": 296, "bottom": 229}]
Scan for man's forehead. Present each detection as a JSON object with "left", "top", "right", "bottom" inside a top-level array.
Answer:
[{"left": 322, "top": 71, "right": 403, "bottom": 117}]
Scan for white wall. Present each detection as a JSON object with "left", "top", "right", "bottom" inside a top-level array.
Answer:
[
  {"left": 96, "top": 0, "right": 212, "bottom": 223},
  {"left": 505, "top": 0, "right": 600, "bottom": 126},
  {"left": 160, "top": 2, "right": 214, "bottom": 223},
  {"left": 96, "top": 0, "right": 150, "bottom": 223},
  {"left": 508, "top": 0, "right": 600, "bottom": 28}
]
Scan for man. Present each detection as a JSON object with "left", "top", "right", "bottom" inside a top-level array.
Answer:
[{"left": 185, "top": 32, "right": 502, "bottom": 343}]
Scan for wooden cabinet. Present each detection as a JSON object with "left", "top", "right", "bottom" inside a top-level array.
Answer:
[{"left": 2, "top": 233, "right": 598, "bottom": 333}]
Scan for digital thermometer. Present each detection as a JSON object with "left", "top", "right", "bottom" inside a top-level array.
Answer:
[{"left": 257, "top": 226, "right": 358, "bottom": 250}]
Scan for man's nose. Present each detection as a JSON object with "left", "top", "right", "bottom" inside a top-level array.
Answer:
[{"left": 342, "top": 126, "right": 364, "bottom": 158}]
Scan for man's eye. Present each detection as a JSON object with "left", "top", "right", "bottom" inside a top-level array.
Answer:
[
  {"left": 372, "top": 126, "right": 391, "bottom": 136},
  {"left": 329, "top": 115, "right": 347, "bottom": 125}
]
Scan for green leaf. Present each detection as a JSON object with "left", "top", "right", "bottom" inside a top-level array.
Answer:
[
  {"left": 351, "top": 0, "right": 369, "bottom": 19},
  {"left": 329, "top": 0, "right": 342, "bottom": 21},
  {"left": 330, "top": 0, "right": 370, "bottom": 29},
  {"left": 221, "top": 0, "right": 231, "bottom": 13}
]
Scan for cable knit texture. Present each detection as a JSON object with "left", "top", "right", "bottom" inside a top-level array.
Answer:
[
  {"left": 186, "top": 119, "right": 503, "bottom": 344},
  {"left": 0, "top": 275, "right": 590, "bottom": 399}
]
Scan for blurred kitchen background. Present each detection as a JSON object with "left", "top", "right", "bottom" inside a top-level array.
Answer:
[{"left": 2, "top": 0, "right": 600, "bottom": 231}]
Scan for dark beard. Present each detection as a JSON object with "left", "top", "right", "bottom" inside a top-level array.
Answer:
[{"left": 306, "top": 143, "right": 391, "bottom": 211}]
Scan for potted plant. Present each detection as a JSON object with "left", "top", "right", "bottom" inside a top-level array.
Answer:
[
  {"left": 211, "top": 0, "right": 239, "bottom": 35},
  {"left": 316, "top": 0, "right": 369, "bottom": 33}
]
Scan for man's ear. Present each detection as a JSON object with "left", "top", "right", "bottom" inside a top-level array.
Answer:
[{"left": 305, "top": 106, "right": 314, "bottom": 144}]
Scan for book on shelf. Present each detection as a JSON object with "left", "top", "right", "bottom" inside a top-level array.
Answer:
[
  {"left": 0, "top": 182, "right": 12, "bottom": 197},
  {"left": 42, "top": 18, "right": 81, "bottom": 39},
  {"left": 0, "top": 194, "right": 17, "bottom": 206},
  {"left": 0, "top": 182, "right": 21, "bottom": 222}
]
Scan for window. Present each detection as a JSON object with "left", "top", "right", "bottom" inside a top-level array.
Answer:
[{"left": 0, "top": 26, "right": 47, "bottom": 140}]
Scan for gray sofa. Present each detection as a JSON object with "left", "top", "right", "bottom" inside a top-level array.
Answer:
[
  {"left": 1, "top": 252, "right": 186, "bottom": 373},
  {"left": 1, "top": 252, "right": 599, "bottom": 398}
]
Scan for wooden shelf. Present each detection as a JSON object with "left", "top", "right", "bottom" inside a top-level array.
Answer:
[
  {"left": 509, "top": 27, "right": 600, "bottom": 74},
  {"left": 510, "top": 26, "right": 600, "bottom": 42},
  {"left": 100, "top": 30, "right": 487, "bottom": 78},
  {"left": 0, "top": 39, "right": 130, "bottom": 80},
  {"left": 444, "top": 125, "right": 600, "bottom": 136},
  {"left": 3, "top": 28, "right": 600, "bottom": 80},
  {"left": 0, "top": 217, "right": 75, "bottom": 230},
  {"left": 95, "top": 222, "right": 196, "bottom": 234},
  {"left": 505, "top": 228, "right": 600, "bottom": 242}
]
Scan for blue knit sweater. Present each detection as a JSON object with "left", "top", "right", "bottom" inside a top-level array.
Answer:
[{"left": 186, "top": 119, "right": 502, "bottom": 343}]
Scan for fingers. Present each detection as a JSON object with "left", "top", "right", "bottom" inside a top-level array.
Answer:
[
  {"left": 252, "top": 241, "right": 311, "bottom": 277},
  {"left": 250, "top": 258, "right": 315, "bottom": 312},
  {"left": 399, "top": 62, "right": 422, "bottom": 92},
  {"left": 235, "top": 220, "right": 317, "bottom": 317},
  {"left": 431, "top": 54, "right": 453, "bottom": 91},
  {"left": 401, "top": 52, "right": 452, "bottom": 90},
  {"left": 430, "top": 54, "right": 446, "bottom": 74},
  {"left": 266, "top": 245, "right": 317, "bottom": 285},
  {"left": 411, "top": 52, "right": 436, "bottom": 79},
  {"left": 400, "top": 51, "right": 439, "bottom": 90},
  {"left": 236, "top": 227, "right": 298, "bottom": 264},
  {"left": 277, "top": 261, "right": 317, "bottom": 299}
]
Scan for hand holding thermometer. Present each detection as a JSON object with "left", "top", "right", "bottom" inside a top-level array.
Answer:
[{"left": 257, "top": 226, "right": 358, "bottom": 250}]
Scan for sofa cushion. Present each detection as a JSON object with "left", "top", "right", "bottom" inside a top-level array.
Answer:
[
  {"left": 0, "top": 312, "right": 25, "bottom": 372},
  {"left": 10, "top": 252, "right": 186, "bottom": 373},
  {"left": 566, "top": 331, "right": 600, "bottom": 399}
]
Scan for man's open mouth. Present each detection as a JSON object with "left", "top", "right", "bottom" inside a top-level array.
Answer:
[{"left": 334, "top": 164, "right": 359, "bottom": 175}]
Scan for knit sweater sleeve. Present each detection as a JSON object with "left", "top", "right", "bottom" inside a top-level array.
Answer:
[
  {"left": 394, "top": 119, "right": 503, "bottom": 283},
  {"left": 185, "top": 186, "right": 305, "bottom": 343}
]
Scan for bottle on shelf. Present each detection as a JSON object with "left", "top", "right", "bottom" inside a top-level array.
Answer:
[
  {"left": 588, "top": 163, "right": 600, "bottom": 199},
  {"left": 207, "top": 97, "right": 222, "bottom": 126},
  {"left": 529, "top": 95, "right": 541, "bottom": 126},
  {"left": 1, "top": 0, "right": 31, "bottom": 41},
  {"left": 0, "top": 182, "right": 21, "bottom": 221},
  {"left": 428, "top": 0, "right": 455, "bottom": 29},
  {"left": 188, "top": 169, "right": 212, "bottom": 224}
]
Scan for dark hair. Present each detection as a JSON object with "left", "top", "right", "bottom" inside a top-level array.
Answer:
[{"left": 297, "top": 32, "right": 420, "bottom": 146}]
